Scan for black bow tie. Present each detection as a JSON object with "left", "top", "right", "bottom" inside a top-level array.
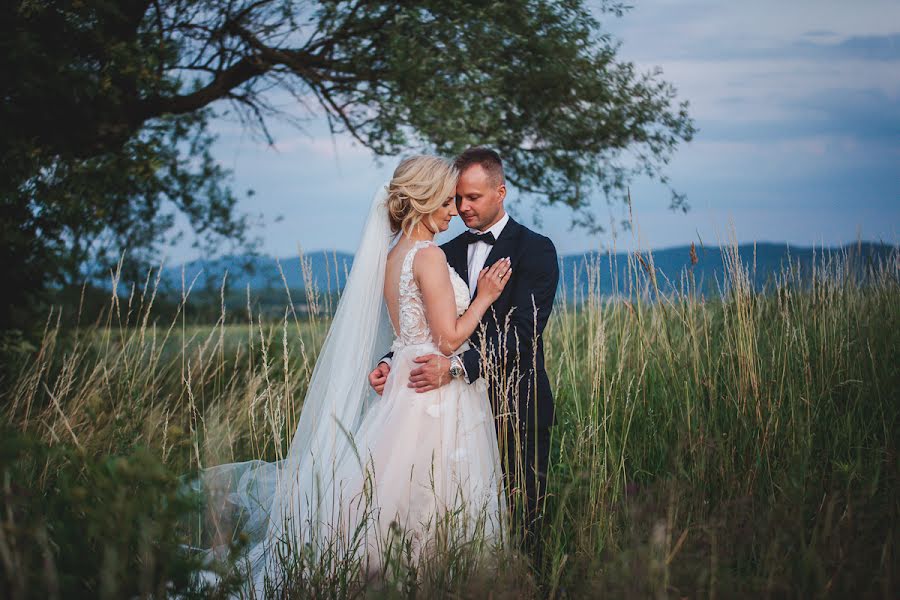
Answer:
[{"left": 461, "top": 230, "right": 496, "bottom": 245}]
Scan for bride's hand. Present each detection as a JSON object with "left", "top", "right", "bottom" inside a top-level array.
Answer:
[{"left": 476, "top": 257, "right": 512, "bottom": 302}]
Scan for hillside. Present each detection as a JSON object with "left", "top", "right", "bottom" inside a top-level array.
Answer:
[
  {"left": 158, "top": 242, "right": 894, "bottom": 303},
  {"left": 560, "top": 241, "right": 894, "bottom": 299}
]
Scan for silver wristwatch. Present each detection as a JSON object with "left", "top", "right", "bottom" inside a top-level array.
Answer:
[{"left": 449, "top": 356, "right": 464, "bottom": 379}]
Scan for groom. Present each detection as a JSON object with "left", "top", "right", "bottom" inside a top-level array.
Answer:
[{"left": 368, "top": 147, "right": 559, "bottom": 549}]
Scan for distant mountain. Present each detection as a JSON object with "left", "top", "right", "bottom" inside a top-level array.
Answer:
[
  {"left": 158, "top": 242, "right": 895, "bottom": 301},
  {"left": 558, "top": 241, "right": 894, "bottom": 300},
  {"left": 157, "top": 251, "right": 355, "bottom": 294}
]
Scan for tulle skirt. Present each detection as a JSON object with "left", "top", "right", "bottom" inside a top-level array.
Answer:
[
  {"left": 194, "top": 342, "right": 505, "bottom": 594},
  {"left": 349, "top": 342, "right": 506, "bottom": 566}
]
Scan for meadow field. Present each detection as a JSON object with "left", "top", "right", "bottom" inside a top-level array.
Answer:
[{"left": 1, "top": 242, "right": 897, "bottom": 599}]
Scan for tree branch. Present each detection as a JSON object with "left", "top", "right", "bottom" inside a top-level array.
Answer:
[{"left": 137, "top": 54, "right": 270, "bottom": 118}]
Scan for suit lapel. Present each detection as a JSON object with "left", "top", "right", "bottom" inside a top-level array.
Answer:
[
  {"left": 472, "top": 217, "right": 521, "bottom": 297},
  {"left": 445, "top": 235, "right": 469, "bottom": 283},
  {"left": 483, "top": 217, "right": 520, "bottom": 268}
]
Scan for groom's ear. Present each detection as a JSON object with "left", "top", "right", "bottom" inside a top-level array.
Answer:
[{"left": 497, "top": 183, "right": 507, "bottom": 203}]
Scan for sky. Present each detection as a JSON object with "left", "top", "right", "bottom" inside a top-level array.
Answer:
[{"left": 183, "top": 0, "right": 900, "bottom": 262}]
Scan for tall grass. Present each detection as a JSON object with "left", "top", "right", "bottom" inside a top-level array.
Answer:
[
  {"left": 543, "top": 240, "right": 897, "bottom": 596},
  {"left": 2, "top": 241, "right": 897, "bottom": 598}
]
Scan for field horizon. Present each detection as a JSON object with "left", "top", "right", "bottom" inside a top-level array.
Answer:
[
  {"left": 2, "top": 241, "right": 897, "bottom": 598},
  {"left": 86, "top": 240, "right": 898, "bottom": 321}
]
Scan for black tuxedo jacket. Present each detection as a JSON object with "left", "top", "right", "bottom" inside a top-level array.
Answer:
[{"left": 442, "top": 217, "right": 559, "bottom": 430}]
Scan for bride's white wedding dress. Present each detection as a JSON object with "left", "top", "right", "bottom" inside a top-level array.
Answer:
[
  {"left": 195, "top": 187, "right": 504, "bottom": 596},
  {"left": 340, "top": 239, "right": 504, "bottom": 560}
]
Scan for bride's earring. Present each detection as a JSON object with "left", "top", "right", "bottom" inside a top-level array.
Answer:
[{"left": 416, "top": 221, "right": 436, "bottom": 237}]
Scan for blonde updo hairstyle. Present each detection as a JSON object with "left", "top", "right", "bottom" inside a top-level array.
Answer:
[{"left": 386, "top": 155, "right": 458, "bottom": 237}]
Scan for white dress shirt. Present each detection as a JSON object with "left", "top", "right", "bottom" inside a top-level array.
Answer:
[{"left": 466, "top": 212, "right": 510, "bottom": 297}]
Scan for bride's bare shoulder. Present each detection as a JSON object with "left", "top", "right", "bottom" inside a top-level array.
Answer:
[
  {"left": 413, "top": 243, "right": 447, "bottom": 264},
  {"left": 412, "top": 244, "right": 449, "bottom": 279}
]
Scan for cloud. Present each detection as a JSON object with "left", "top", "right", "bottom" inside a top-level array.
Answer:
[
  {"left": 789, "top": 33, "right": 900, "bottom": 61},
  {"left": 802, "top": 30, "right": 839, "bottom": 38},
  {"left": 658, "top": 32, "right": 900, "bottom": 62},
  {"left": 172, "top": 0, "right": 899, "bottom": 264},
  {"left": 789, "top": 87, "right": 900, "bottom": 139},
  {"left": 698, "top": 87, "right": 900, "bottom": 145},
  {"left": 268, "top": 134, "right": 369, "bottom": 158}
]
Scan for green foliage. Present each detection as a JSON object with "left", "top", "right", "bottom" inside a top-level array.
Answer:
[
  {"left": 543, "top": 246, "right": 899, "bottom": 596},
  {"left": 1, "top": 0, "right": 694, "bottom": 329},
  {"left": 3, "top": 245, "right": 897, "bottom": 597},
  {"left": 0, "top": 428, "right": 218, "bottom": 599}
]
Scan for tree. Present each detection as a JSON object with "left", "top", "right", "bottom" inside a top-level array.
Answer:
[{"left": 1, "top": 0, "right": 694, "bottom": 329}]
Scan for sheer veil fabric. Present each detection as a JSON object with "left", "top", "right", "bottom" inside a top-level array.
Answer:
[
  {"left": 198, "top": 184, "right": 395, "bottom": 590},
  {"left": 195, "top": 183, "right": 505, "bottom": 595}
]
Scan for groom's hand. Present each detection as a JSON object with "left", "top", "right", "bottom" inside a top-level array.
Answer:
[
  {"left": 368, "top": 362, "right": 390, "bottom": 395},
  {"left": 409, "top": 354, "right": 451, "bottom": 393}
]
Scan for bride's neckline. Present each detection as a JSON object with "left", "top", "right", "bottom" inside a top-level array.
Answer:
[
  {"left": 391, "top": 234, "right": 434, "bottom": 258},
  {"left": 399, "top": 231, "right": 434, "bottom": 243}
]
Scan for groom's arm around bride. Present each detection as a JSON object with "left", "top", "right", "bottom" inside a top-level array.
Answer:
[
  {"left": 368, "top": 226, "right": 558, "bottom": 422},
  {"left": 368, "top": 147, "right": 560, "bottom": 552},
  {"left": 368, "top": 148, "right": 559, "bottom": 433}
]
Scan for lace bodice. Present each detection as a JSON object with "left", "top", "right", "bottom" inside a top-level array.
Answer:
[{"left": 391, "top": 240, "right": 470, "bottom": 352}]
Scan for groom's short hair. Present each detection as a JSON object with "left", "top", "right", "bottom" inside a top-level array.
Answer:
[{"left": 455, "top": 147, "right": 505, "bottom": 186}]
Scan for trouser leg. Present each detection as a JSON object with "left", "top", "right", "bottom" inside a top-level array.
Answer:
[
  {"left": 522, "top": 426, "right": 551, "bottom": 555},
  {"left": 502, "top": 425, "right": 551, "bottom": 555}
]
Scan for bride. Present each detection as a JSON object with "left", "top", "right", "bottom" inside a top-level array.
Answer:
[{"left": 197, "top": 155, "right": 510, "bottom": 595}]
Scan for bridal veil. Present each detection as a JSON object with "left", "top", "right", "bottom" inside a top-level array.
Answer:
[{"left": 196, "top": 183, "right": 395, "bottom": 592}]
